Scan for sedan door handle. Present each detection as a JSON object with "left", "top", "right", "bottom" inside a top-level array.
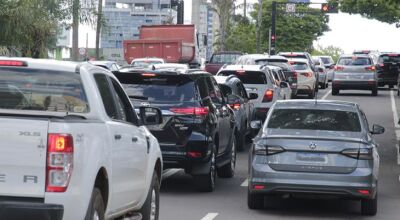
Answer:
[
  {"left": 132, "top": 137, "right": 138, "bottom": 142},
  {"left": 114, "top": 134, "right": 122, "bottom": 140}
]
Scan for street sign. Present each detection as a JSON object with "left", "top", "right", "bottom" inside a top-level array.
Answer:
[
  {"left": 286, "top": 3, "right": 296, "bottom": 13},
  {"left": 79, "top": 47, "right": 86, "bottom": 55},
  {"left": 288, "top": 0, "right": 310, "bottom": 3}
]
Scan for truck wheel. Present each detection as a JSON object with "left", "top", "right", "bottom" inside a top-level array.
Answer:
[
  {"left": 361, "top": 194, "right": 378, "bottom": 216},
  {"left": 141, "top": 172, "right": 160, "bottom": 220},
  {"left": 85, "top": 188, "right": 105, "bottom": 220},
  {"left": 218, "top": 138, "right": 236, "bottom": 178},
  {"left": 194, "top": 146, "right": 216, "bottom": 192},
  {"left": 247, "top": 189, "right": 264, "bottom": 210}
]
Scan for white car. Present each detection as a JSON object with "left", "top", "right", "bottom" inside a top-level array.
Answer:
[
  {"left": 288, "top": 58, "right": 317, "bottom": 98},
  {"left": 0, "top": 58, "right": 163, "bottom": 220}
]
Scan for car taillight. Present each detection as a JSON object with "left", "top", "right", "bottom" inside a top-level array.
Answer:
[
  {"left": 300, "top": 72, "right": 313, "bottom": 78},
  {"left": 334, "top": 66, "right": 345, "bottom": 71},
  {"left": 365, "top": 66, "right": 376, "bottom": 71},
  {"left": 46, "top": 134, "right": 74, "bottom": 192},
  {"left": 341, "top": 148, "right": 372, "bottom": 160},
  {"left": 229, "top": 103, "right": 241, "bottom": 110},
  {"left": 170, "top": 107, "right": 209, "bottom": 116},
  {"left": 0, "top": 60, "right": 27, "bottom": 67},
  {"left": 292, "top": 72, "right": 298, "bottom": 79},
  {"left": 254, "top": 143, "right": 284, "bottom": 155},
  {"left": 262, "top": 89, "right": 274, "bottom": 102},
  {"left": 379, "top": 63, "right": 384, "bottom": 67}
]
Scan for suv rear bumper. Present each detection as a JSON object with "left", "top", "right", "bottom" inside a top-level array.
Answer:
[
  {"left": 332, "top": 80, "right": 377, "bottom": 90},
  {"left": 0, "top": 201, "right": 63, "bottom": 220}
]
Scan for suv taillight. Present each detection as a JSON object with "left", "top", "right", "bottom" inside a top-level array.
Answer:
[
  {"left": 46, "top": 134, "right": 74, "bottom": 192},
  {"left": 262, "top": 89, "right": 274, "bottom": 102},
  {"left": 365, "top": 66, "right": 376, "bottom": 71},
  {"left": 334, "top": 65, "right": 345, "bottom": 71},
  {"left": 170, "top": 107, "right": 209, "bottom": 116}
]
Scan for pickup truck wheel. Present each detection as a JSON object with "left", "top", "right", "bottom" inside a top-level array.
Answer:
[
  {"left": 85, "top": 188, "right": 105, "bottom": 220},
  {"left": 218, "top": 138, "right": 236, "bottom": 178},
  {"left": 141, "top": 172, "right": 160, "bottom": 220},
  {"left": 194, "top": 147, "right": 216, "bottom": 192}
]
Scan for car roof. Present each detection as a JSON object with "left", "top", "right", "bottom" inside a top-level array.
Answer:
[
  {"left": 214, "top": 75, "right": 240, "bottom": 84},
  {"left": 0, "top": 57, "right": 79, "bottom": 73},
  {"left": 213, "top": 51, "right": 243, "bottom": 55},
  {"left": 340, "top": 54, "right": 371, "bottom": 58},
  {"left": 279, "top": 52, "right": 309, "bottom": 55},
  {"left": 116, "top": 68, "right": 211, "bottom": 79},
  {"left": 274, "top": 100, "right": 359, "bottom": 112},
  {"left": 219, "top": 64, "right": 266, "bottom": 72}
]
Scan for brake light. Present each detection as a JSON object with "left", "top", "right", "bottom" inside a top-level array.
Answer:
[
  {"left": 142, "top": 73, "right": 156, "bottom": 77},
  {"left": 358, "top": 190, "right": 370, "bottom": 195},
  {"left": 253, "top": 185, "right": 265, "bottom": 190},
  {"left": 300, "top": 72, "right": 313, "bottom": 77},
  {"left": 292, "top": 72, "right": 298, "bottom": 78},
  {"left": 334, "top": 66, "right": 345, "bottom": 71},
  {"left": 187, "top": 151, "right": 202, "bottom": 158},
  {"left": 379, "top": 63, "right": 384, "bottom": 67},
  {"left": 341, "top": 148, "right": 372, "bottom": 160},
  {"left": 46, "top": 134, "right": 74, "bottom": 192},
  {"left": 236, "top": 70, "right": 246, "bottom": 75},
  {"left": 229, "top": 103, "right": 241, "bottom": 110},
  {"left": 262, "top": 89, "right": 273, "bottom": 102},
  {"left": 0, "top": 60, "right": 27, "bottom": 67},
  {"left": 170, "top": 107, "right": 209, "bottom": 116},
  {"left": 365, "top": 66, "right": 376, "bottom": 71}
]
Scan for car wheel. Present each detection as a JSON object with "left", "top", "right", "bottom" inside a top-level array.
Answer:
[
  {"left": 389, "top": 85, "right": 394, "bottom": 89},
  {"left": 325, "top": 82, "right": 329, "bottom": 89},
  {"left": 194, "top": 147, "right": 216, "bottom": 192},
  {"left": 85, "top": 188, "right": 105, "bottom": 220},
  {"left": 372, "top": 88, "right": 378, "bottom": 96},
  {"left": 236, "top": 131, "right": 245, "bottom": 151},
  {"left": 361, "top": 194, "right": 378, "bottom": 216},
  {"left": 140, "top": 172, "right": 160, "bottom": 220},
  {"left": 308, "top": 90, "right": 315, "bottom": 99},
  {"left": 332, "top": 88, "right": 339, "bottom": 96},
  {"left": 247, "top": 189, "right": 264, "bottom": 210},
  {"left": 320, "top": 83, "right": 326, "bottom": 89},
  {"left": 218, "top": 138, "right": 236, "bottom": 178}
]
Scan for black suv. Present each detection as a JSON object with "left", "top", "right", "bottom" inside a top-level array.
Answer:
[
  {"left": 114, "top": 69, "right": 236, "bottom": 192},
  {"left": 215, "top": 75, "right": 258, "bottom": 151},
  {"left": 376, "top": 53, "right": 400, "bottom": 88}
]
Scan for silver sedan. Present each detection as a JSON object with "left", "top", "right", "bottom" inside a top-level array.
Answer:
[{"left": 248, "top": 100, "right": 384, "bottom": 216}]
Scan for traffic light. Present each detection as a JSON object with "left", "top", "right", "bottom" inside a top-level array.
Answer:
[{"left": 321, "top": 2, "right": 338, "bottom": 13}]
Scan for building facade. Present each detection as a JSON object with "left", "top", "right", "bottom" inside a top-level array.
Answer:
[{"left": 101, "top": 0, "right": 177, "bottom": 49}]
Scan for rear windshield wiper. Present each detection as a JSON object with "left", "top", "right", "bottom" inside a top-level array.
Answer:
[{"left": 129, "top": 95, "right": 149, "bottom": 100}]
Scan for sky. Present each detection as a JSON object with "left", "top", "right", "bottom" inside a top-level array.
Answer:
[{"left": 183, "top": 0, "right": 400, "bottom": 54}]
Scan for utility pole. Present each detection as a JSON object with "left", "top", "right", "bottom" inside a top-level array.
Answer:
[
  {"left": 271, "top": 1, "right": 277, "bottom": 55},
  {"left": 95, "top": 0, "right": 103, "bottom": 60},
  {"left": 256, "top": 0, "right": 262, "bottom": 53},
  {"left": 243, "top": 0, "right": 247, "bottom": 18}
]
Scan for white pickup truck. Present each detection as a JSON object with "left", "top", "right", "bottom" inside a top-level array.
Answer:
[{"left": 0, "top": 58, "right": 163, "bottom": 220}]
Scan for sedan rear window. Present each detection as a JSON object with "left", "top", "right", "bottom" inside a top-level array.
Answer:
[
  {"left": 0, "top": 68, "right": 89, "bottom": 113},
  {"left": 218, "top": 71, "right": 267, "bottom": 84},
  {"left": 267, "top": 109, "right": 361, "bottom": 132},
  {"left": 338, "top": 57, "right": 372, "bottom": 66}
]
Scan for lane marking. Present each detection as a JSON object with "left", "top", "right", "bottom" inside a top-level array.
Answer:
[
  {"left": 390, "top": 90, "right": 400, "bottom": 129},
  {"left": 321, "top": 89, "right": 332, "bottom": 100},
  {"left": 241, "top": 178, "right": 248, "bottom": 187},
  {"left": 162, "top": 169, "right": 180, "bottom": 180},
  {"left": 201, "top": 213, "right": 219, "bottom": 220}
]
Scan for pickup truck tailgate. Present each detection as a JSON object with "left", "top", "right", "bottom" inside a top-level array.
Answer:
[{"left": 0, "top": 117, "right": 48, "bottom": 198}]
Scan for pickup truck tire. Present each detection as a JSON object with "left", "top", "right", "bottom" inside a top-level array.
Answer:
[
  {"left": 140, "top": 172, "right": 160, "bottom": 220},
  {"left": 85, "top": 188, "right": 105, "bottom": 220},
  {"left": 218, "top": 138, "right": 236, "bottom": 178},
  {"left": 194, "top": 147, "right": 216, "bottom": 192}
]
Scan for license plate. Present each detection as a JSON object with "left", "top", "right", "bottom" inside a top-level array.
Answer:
[{"left": 296, "top": 152, "right": 328, "bottom": 163}]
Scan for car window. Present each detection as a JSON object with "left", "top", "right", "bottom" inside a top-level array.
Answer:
[
  {"left": 338, "top": 57, "right": 372, "bottom": 66},
  {"left": 94, "top": 74, "right": 119, "bottom": 119},
  {"left": 0, "top": 67, "right": 89, "bottom": 113},
  {"left": 218, "top": 71, "right": 268, "bottom": 84},
  {"left": 290, "top": 62, "right": 309, "bottom": 71},
  {"left": 320, "top": 57, "right": 332, "bottom": 64},
  {"left": 236, "top": 82, "right": 247, "bottom": 99},
  {"left": 267, "top": 109, "right": 362, "bottom": 132},
  {"left": 210, "top": 54, "right": 241, "bottom": 64},
  {"left": 378, "top": 54, "right": 400, "bottom": 63},
  {"left": 209, "top": 77, "right": 224, "bottom": 105},
  {"left": 131, "top": 60, "right": 162, "bottom": 68},
  {"left": 109, "top": 77, "right": 138, "bottom": 124}
]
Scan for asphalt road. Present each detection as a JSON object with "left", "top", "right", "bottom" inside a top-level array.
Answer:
[{"left": 159, "top": 86, "right": 400, "bottom": 220}]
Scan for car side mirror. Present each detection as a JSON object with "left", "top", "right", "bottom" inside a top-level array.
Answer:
[
  {"left": 280, "top": 81, "right": 288, "bottom": 88},
  {"left": 318, "top": 67, "right": 324, "bottom": 73},
  {"left": 139, "top": 107, "right": 163, "bottom": 125},
  {"left": 227, "top": 94, "right": 240, "bottom": 105},
  {"left": 250, "top": 120, "right": 262, "bottom": 130},
  {"left": 371, "top": 124, "right": 385, "bottom": 135},
  {"left": 249, "top": 93, "right": 258, "bottom": 100}
]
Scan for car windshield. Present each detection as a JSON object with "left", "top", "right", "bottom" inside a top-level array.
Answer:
[
  {"left": 320, "top": 57, "right": 333, "bottom": 64},
  {"left": 210, "top": 54, "right": 241, "bottom": 64},
  {"left": 338, "top": 57, "right": 371, "bottom": 66},
  {"left": 267, "top": 109, "right": 361, "bottom": 132},
  {"left": 115, "top": 73, "right": 195, "bottom": 102},
  {"left": 0, "top": 68, "right": 89, "bottom": 113},
  {"left": 131, "top": 60, "right": 163, "bottom": 68},
  {"left": 290, "top": 62, "right": 309, "bottom": 71},
  {"left": 218, "top": 71, "right": 267, "bottom": 84},
  {"left": 379, "top": 55, "right": 400, "bottom": 63}
]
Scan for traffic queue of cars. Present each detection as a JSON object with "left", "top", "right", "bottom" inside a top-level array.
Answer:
[{"left": 0, "top": 49, "right": 396, "bottom": 219}]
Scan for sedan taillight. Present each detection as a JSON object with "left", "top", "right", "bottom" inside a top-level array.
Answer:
[
  {"left": 46, "top": 134, "right": 74, "bottom": 192},
  {"left": 341, "top": 148, "right": 372, "bottom": 160}
]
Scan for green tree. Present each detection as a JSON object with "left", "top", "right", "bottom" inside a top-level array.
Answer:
[
  {"left": 225, "top": 16, "right": 257, "bottom": 53},
  {"left": 212, "top": 0, "right": 236, "bottom": 51},
  {"left": 312, "top": 45, "right": 344, "bottom": 62}
]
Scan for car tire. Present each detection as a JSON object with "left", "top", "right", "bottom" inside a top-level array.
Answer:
[
  {"left": 218, "top": 138, "right": 236, "bottom": 178},
  {"left": 236, "top": 131, "right": 245, "bottom": 151},
  {"left": 247, "top": 189, "right": 264, "bottom": 210},
  {"left": 325, "top": 82, "right": 329, "bottom": 89},
  {"left": 320, "top": 83, "right": 326, "bottom": 89},
  {"left": 361, "top": 194, "right": 378, "bottom": 216},
  {"left": 332, "top": 88, "right": 339, "bottom": 96},
  {"left": 85, "top": 188, "right": 105, "bottom": 220},
  {"left": 140, "top": 172, "right": 160, "bottom": 220},
  {"left": 308, "top": 90, "right": 315, "bottom": 99},
  {"left": 372, "top": 88, "right": 378, "bottom": 96},
  {"left": 194, "top": 147, "right": 216, "bottom": 192}
]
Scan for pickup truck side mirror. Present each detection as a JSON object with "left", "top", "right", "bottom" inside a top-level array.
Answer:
[
  {"left": 280, "top": 81, "right": 288, "bottom": 88},
  {"left": 250, "top": 120, "right": 262, "bottom": 130},
  {"left": 227, "top": 94, "right": 240, "bottom": 105},
  {"left": 249, "top": 93, "right": 258, "bottom": 100},
  {"left": 371, "top": 124, "right": 385, "bottom": 135},
  {"left": 139, "top": 107, "right": 163, "bottom": 125}
]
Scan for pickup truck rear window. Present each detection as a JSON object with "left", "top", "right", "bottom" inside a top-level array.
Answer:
[
  {"left": 218, "top": 71, "right": 268, "bottom": 84},
  {"left": 0, "top": 68, "right": 89, "bottom": 113},
  {"left": 267, "top": 109, "right": 361, "bottom": 132},
  {"left": 117, "top": 74, "right": 196, "bottom": 102}
]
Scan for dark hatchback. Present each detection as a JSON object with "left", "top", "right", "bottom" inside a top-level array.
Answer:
[
  {"left": 114, "top": 70, "right": 237, "bottom": 192},
  {"left": 376, "top": 53, "right": 400, "bottom": 88}
]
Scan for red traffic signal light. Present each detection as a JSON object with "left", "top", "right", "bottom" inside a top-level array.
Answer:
[
  {"left": 271, "top": 35, "right": 276, "bottom": 41},
  {"left": 321, "top": 2, "right": 338, "bottom": 13},
  {"left": 321, "top": 4, "right": 329, "bottom": 12}
]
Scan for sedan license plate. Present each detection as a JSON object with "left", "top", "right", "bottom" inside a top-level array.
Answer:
[{"left": 296, "top": 152, "right": 328, "bottom": 164}]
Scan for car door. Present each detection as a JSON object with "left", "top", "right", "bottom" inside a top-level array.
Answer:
[
  {"left": 235, "top": 81, "right": 251, "bottom": 130},
  {"left": 94, "top": 74, "right": 147, "bottom": 211}
]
